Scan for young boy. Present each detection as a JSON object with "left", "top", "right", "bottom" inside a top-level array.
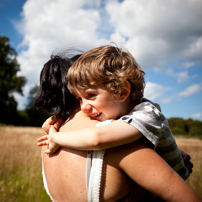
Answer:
[{"left": 38, "top": 45, "right": 189, "bottom": 180}]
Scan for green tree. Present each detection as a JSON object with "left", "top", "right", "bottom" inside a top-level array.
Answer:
[
  {"left": 168, "top": 117, "right": 187, "bottom": 135},
  {"left": 25, "top": 85, "right": 50, "bottom": 126},
  {"left": 0, "top": 36, "right": 26, "bottom": 124},
  {"left": 186, "top": 119, "right": 202, "bottom": 137},
  {"left": 168, "top": 117, "right": 202, "bottom": 138}
]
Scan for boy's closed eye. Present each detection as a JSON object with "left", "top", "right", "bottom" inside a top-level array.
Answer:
[
  {"left": 76, "top": 93, "right": 96, "bottom": 101},
  {"left": 86, "top": 93, "right": 97, "bottom": 99}
]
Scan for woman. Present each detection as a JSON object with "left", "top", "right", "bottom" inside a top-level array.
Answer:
[{"left": 35, "top": 54, "right": 201, "bottom": 202}]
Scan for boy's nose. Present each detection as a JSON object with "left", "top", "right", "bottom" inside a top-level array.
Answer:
[{"left": 81, "top": 102, "right": 92, "bottom": 114}]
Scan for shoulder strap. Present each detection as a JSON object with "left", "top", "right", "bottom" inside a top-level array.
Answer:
[
  {"left": 88, "top": 150, "right": 105, "bottom": 202},
  {"left": 86, "top": 120, "right": 112, "bottom": 202},
  {"left": 86, "top": 151, "right": 93, "bottom": 194}
]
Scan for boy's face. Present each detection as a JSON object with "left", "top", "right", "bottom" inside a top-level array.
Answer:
[{"left": 75, "top": 87, "right": 125, "bottom": 121}]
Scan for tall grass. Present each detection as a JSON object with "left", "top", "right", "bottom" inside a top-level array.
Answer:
[
  {"left": 175, "top": 137, "right": 202, "bottom": 196},
  {"left": 0, "top": 126, "right": 50, "bottom": 202},
  {"left": 0, "top": 126, "right": 202, "bottom": 201}
]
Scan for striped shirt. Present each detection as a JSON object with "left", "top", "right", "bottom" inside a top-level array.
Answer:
[{"left": 119, "top": 98, "right": 188, "bottom": 180}]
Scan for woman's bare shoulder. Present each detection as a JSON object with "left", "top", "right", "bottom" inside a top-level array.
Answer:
[{"left": 60, "top": 111, "right": 98, "bottom": 132}]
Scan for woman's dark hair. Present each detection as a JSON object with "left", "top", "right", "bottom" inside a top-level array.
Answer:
[{"left": 34, "top": 54, "right": 81, "bottom": 118}]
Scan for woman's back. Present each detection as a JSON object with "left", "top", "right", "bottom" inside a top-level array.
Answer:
[{"left": 42, "top": 109, "right": 133, "bottom": 202}]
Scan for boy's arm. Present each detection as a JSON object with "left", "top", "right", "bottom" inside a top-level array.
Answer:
[
  {"left": 86, "top": 120, "right": 143, "bottom": 149},
  {"left": 38, "top": 120, "right": 143, "bottom": 152},
  {"left": 42, "top": 115, "right": 64, "bottom": 134},
  {"left": 38, "top": 120, "right": 195, "bottom": 176}
]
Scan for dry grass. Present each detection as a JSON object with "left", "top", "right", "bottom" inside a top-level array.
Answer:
[
  {"left": 175, "top": 137, "right": 202, "bottom": 196},
  {"left": 0, "top": 126, "right": 201, "bottom": 201},
  {"left": 0, "top": 126, "right": 50, "bottom": 202}
]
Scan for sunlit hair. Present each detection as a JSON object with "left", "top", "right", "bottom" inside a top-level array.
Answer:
[
  {"left": 34, "top": 54, "right": 81, "bottom": 118},
  {"left": 67, "top": 45, "right": 145, "bottom": 104}
]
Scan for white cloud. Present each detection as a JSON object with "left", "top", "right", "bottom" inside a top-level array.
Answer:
[
  {"left": 106, "top": 0, "right": 202, "bottom": 69},
  {"left": 144, "top": 82, "right": 164, "bottom": 100},
  {"left": 166, "top": 69, "right": 189, "bottom": 83},
  {"left": 15, "top": 0, "right": 110, "bottom": 107},
  {"left": 179, "top": 84, "right": 202, "bottom": 97},
  {"left": 189, "top": 113, "right": 202, "bottom": 120},
  {"left": 13, "top": 0, "right": 202, "bottom": 108},
  {"left": 159, "top": 97, "right": 173, "bottom": 104},
  {"left": 176, "top": 72, "right": 189, "bottom": 83},
  {"left": 13, "top": 84, "right": 34, "bottom": 109},
  {"left": 183, "top": 62, "right": 194, "bottom": 69}
]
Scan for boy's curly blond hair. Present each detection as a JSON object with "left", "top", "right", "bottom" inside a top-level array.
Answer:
[{"left": 67, "top": 45, "right": 145, "bottom": 104}]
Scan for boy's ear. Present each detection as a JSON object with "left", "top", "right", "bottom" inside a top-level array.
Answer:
[{"left": 119, "top": 81, "right": 131, "bottom": 102}]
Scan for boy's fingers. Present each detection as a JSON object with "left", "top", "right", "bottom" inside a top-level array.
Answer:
[
  {"left": 186, "top": 161, "right": 193, "bottom": 174},
  {"left": 45, "top": 149, "right": 51, "bottom": 154},
  {"left": 37, "top": 142, "right": 43, "bottom": 146},
  {"left": 37, "top": 135, "right": 48, "bottom": 142},
  {"left": 53, "top": 118, "right": 64, "bottom": 130},
  {"left": 50, "top": 125, "right": 57, "bottom": 133},
  {"left": 37, "top": 140, "right": 49, "bottom": 146}
]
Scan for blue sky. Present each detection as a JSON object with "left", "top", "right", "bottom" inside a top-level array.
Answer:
[
  {"left": 0, "top": 0, "right": 24, "bottom": 48},
  {"left": 1, "top": 0, "right": 202, "bottom": 121}
]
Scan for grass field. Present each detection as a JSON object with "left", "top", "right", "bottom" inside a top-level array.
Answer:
[{"left": 0, "top": 126, "right": 202, "bottom": 201}]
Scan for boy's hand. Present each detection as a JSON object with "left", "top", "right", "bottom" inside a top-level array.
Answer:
[
  {"left": 38, "top": 125, "right": 60, "bottom": 154},
  {"left": 181, "top": 150, "right": 193, "bottom": 175},
  {"left": 42, "top": 115, "right": 64, "bottom": 134},
  {"left": 37, "top": 135, "right": 49, "bottom": 146}
]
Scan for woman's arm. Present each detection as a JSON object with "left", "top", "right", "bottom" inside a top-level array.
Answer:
[
  {"left": 38, "top": 120, "right": 143, "bottom": 153},
  {"left": 117, "top": 139, "right": 201, "bottom": 202}
]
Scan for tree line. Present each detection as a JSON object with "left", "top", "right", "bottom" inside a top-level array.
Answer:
[
  {"left": 0, "top": 36, "right": 202, "bottom": 138},
  {"left": 0, "top": 36, "right": 49, "bottom": 126},
  {"left": 168, "top": 118, "right": 202, "bottom": 138}
]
